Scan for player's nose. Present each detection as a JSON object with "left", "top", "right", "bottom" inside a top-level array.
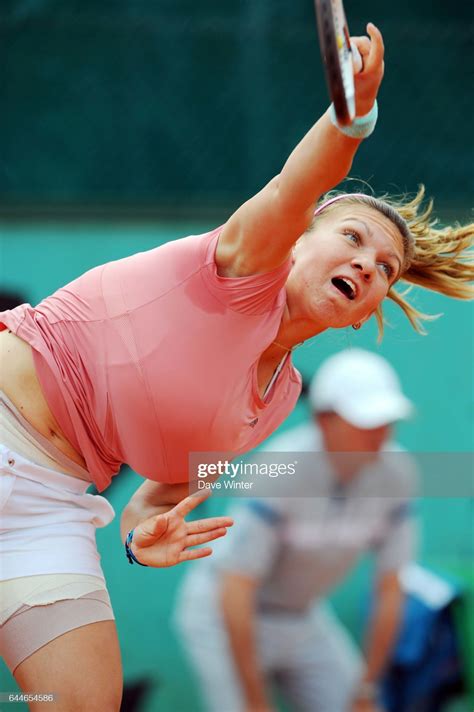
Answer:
[{"left": 351, "top": 254, "right": 375, "bottom": 280}]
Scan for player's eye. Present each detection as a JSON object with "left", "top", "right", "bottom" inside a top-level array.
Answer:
[
  {"left": 379, "top": 262, "right": 394, "bottom": 278},
  {"left": 342, "top": 229, "right": 361, "bottom": 245}
]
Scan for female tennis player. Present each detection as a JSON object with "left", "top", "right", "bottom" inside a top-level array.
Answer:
[{"left": 0, "top": 23, "right": 472, "bottom": 711}]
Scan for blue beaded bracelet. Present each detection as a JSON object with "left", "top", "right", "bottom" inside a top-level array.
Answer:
[
  {"left": 329, "top": 100, "right": 378, "bottom": 139},
  {"left": 125, "top": 528, "right": 148, "bottom": 566}
]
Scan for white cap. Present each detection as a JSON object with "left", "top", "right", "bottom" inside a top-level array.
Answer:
[{"left": 309, "top": 349, "right": 414, "bottom": 428}]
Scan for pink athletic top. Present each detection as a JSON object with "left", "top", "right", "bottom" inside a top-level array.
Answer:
[{"left": 0, "top": 227, "right": 302, "bottom": 492}]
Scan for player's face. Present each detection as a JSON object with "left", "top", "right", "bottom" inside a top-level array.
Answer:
[
  {"left": 321, "top": 414, "right": 392, "bottom": 453},
  {"left": 286, "top": 205, "right": 404, "bottom": 330},
  {"left": 318, "top": 413, "right": 392, "bottom": 477}
]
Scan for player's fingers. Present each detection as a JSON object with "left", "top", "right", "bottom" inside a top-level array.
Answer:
[
  {"left": 186, "top": 527, "right": 228, "bottom": 548},
  {"left": 174, "top": 489, "right": 211, "bottom": 517},
  {"left": 179, "top": 547, "right": 213, "bottom": 562},
  {"left": 187, "top": 516, "right": 234, "bottom": 534},
  {"left": 350, "top": 41, "right": 363, "bottom": 74},
  {"left": 351, "top": 36, "right": 371, "bottom": 58},
  {"left": 132, "top": 513, "right": 168, "bottom": 547},
  {"left": 365, "top": 22, "right": 384, "bottom": 71}
]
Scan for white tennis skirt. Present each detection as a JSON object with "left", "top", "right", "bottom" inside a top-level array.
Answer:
[{"left": 0, "top": 443, "right": 115, "bottom": 582}]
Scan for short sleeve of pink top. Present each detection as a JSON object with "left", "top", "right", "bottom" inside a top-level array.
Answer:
[{"left": 0, "top": 227, "right": 302, "bottom": 491}]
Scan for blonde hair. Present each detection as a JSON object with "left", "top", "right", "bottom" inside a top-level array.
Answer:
[{"left": 312, "top": 185, "right": 474, "bottom": 338}]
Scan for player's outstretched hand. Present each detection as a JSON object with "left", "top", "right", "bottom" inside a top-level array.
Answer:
[
  {"left": 350, "top": 22, "right": 385, "bottom": 116},
  {"left": 129, "top": 490, "right": 233, "bottom": 567}
]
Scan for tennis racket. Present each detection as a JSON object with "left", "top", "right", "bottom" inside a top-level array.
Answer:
[{"left": 315, "top": 0, "right": 360, "bottom": 126}]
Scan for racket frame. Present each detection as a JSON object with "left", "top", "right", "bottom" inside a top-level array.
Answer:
[{"left": 315, "top": 0, "right": 356, "bottom": 126}]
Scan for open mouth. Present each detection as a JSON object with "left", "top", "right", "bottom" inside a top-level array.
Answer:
[{"left": 331, "top": 277, "right": 357, "bottom": 301}]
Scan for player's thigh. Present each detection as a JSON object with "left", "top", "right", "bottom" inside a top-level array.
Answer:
[{"left": 14, "top": 620, "right": 123, "bottom": 712}]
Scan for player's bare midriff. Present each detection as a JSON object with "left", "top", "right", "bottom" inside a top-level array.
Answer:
[{"left": 0, "top": 329, "right": 88, "bottom": 477}]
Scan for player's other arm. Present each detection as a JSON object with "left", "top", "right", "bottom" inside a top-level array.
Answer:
[
  {"left": 355, "top": 477, "right": 418, "bottom": 708},
  {"left": 220, "top": 572, "right": 275, "bottom": 712},
  {"left": 216, "top": 24, "right": 384, "bottom": 277},
  {"left": 120, "top": 481, "right": 233, "bottom": 568},
  {"left": 352, "top": 570, "right": 403, "bottom": 711},
  {"left": 120, "top": 479, "right": 189, "bottom": 544}
]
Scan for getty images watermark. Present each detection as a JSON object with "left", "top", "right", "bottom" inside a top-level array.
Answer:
[
  {"left": 189, "top": 451, "right": 474, "bottom": 498},
  {"left": 195, "top": 458, "right": 298, "bottom": 492}
]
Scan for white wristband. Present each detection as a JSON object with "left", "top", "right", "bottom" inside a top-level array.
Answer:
[{"left": 329, "top": 100, "right": 378, "bottom": 139}]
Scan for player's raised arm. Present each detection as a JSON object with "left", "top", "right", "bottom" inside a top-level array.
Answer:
[{"left": 216, "top": 23, "right": 384, "bottom": 277}]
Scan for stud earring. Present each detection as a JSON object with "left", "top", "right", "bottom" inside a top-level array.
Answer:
[{"left": 352, "top": 322, "right": 361, "bottom": 330}]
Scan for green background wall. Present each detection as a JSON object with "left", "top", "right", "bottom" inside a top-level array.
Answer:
[{"left": 1, "top": 0, "right": 473, "bottom": 211}]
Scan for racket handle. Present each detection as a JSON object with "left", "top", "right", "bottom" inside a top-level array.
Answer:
[{"left": 350, "top": 41, "right": 363, "bottom": 74}]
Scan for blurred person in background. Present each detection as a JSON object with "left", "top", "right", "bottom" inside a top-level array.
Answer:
[
  {"left": 0, "top": 19, "right": 472, "bottom": 711},
  {"left": 175, "top": 349, "right": 418, "bottom": 712}
]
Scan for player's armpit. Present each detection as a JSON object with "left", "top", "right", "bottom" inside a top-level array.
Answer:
[{"left": 215, "top": 175, "right": 314, "bottom": 278}]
